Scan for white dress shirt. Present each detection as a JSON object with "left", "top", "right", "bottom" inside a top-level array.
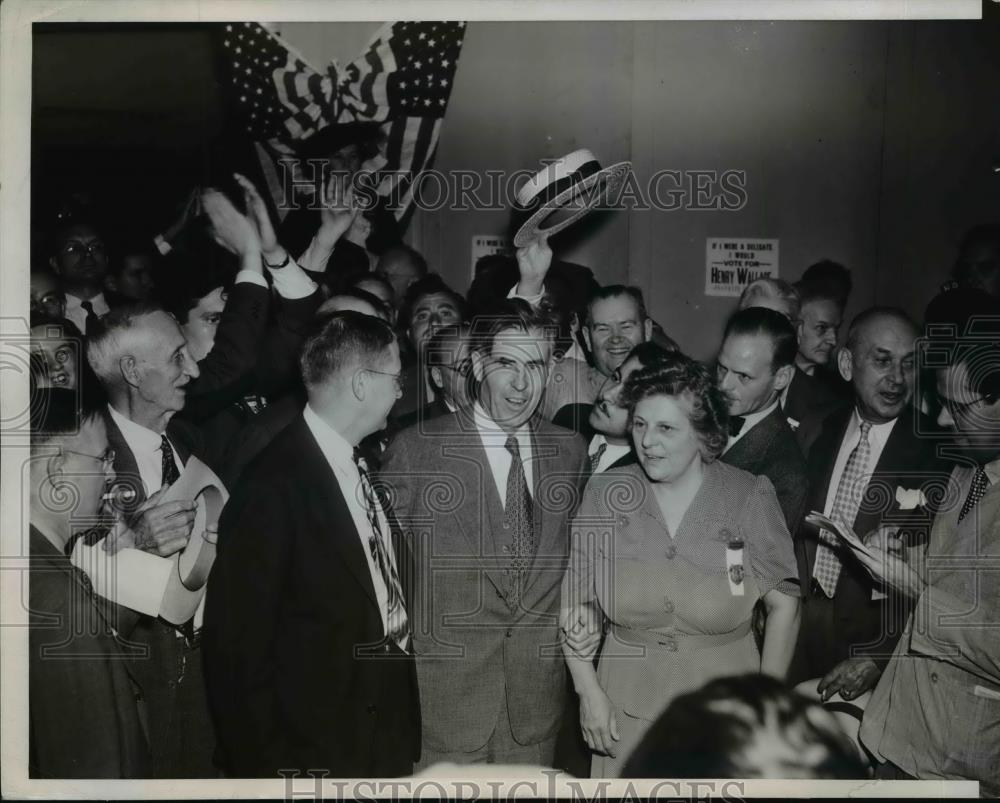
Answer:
[
  {"left": 588, "top": 433, "right": 631, "bottom": 474},
  {"left": 472, "top": 404, "right": 535, "bottom": 504},
  {"left": 823, "top": 409, "right": 898, "bottom": 517},
  {"left": 64, "top": 292, "right": 109, "bottom": 334},
  {"left": 303, "top": 404, "right": 393, "bottom": 633},
  {"left": 107, "top": 404, "right": 182, "bottom": 495},
  {"left": 724, "top": 399, "right": 780, "bottom": 453},
  {"left": 234, "top": 253, "right": 318, "bottom": 300}
]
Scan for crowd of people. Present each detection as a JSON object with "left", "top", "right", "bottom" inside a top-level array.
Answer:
[{"left": 24, "top": 150, "right": 1000, "bottom": 790}]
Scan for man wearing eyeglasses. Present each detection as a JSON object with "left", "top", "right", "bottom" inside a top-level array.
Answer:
[
  {"left": 394, "top": 324, "right": 474, "bottom": 430},
  {"left": 859, "top": 292, "right": 1000, "bottom": 793},
  {"left": 204, "top": 311, "right": 418, "bottom": 778},
  {"left": 790, "top": 308, "right": 947, "bottom": 706},
  {"left": 48, "top": 222, "right": 110, "bottom": 335},
  {"left": 28, "top": 387, "right": 150, "bottom": 777}
]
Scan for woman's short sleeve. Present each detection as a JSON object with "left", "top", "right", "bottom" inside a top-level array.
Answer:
[{"left": 742, "top": 476, "right": 802, "bottom": 598}]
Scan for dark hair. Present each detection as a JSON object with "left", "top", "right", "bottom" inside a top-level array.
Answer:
[
  {"left": 49, "top": 220, "right": 104, "bottom": 257},
  {"left": 157, "top": 251, "right": 234, "bottom": 325},
  {"left": 30, "top": 386, "right": 106, "bottom": 448},
  {"left": 397, "top": 273, "right": 467, "bottom": 333},
  {"left": 584, "top": 285, "right": 648, "bottom": 327},
  {"left": 622, "top": 355, "right": 729, "bottom": 460},
  {"left": 300, "top": 310, "right": 397, "bottom": 389},
  {"left": 425, "top": 323, "right": 472, "bottom": 368},
  {"left": 377, "top": 244, "right": 429, "bottom": 280},
  {"left": 352, "top": 272, "right": 395, "bottom": 301},
  {"left": 622, "top": 674, "right": 868, "bottom": 779},
  {"left": 800, "top": 260, "right": 853, "bottom": 306},
  {"left": 724, "top": 307, "right": 798, "bottom": 371},
  {"left": 468, "top": 298, "right": 558, "bottom": 357},
  {"left": 954, "top": 223, "right": 1000, "bottom": 286},
  {"left": 794, "top": 276, "right": 845, "bottom": 312},
  {"left": 625, "top": 340, "right": 680, "bottom": 370},
  {"left": 844, "top": 306, "right": 916, "bottom": 354}
]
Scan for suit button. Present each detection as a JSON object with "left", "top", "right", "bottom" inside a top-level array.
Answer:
[
  {"left": 505, "top": 629, "right": 513, "bottom": 638},
  {"left": 502, "top": 545, "right": 510, "bottom": 554},
  {"left": 367, "top": 704, "right": 377, "bottom": 714},
  {"left": 930, "top": 673, "right": 938, "bottom": 683},
  {"left": 665, "top": 545, "right": 677, "bottom": 559},
  {"left": 663, "top": 598, "right": 674, "bottom": 613}
]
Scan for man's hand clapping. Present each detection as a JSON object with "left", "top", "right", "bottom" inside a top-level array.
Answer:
[{"left": 201, "top": 187, "right": 263, "bottom": 265}]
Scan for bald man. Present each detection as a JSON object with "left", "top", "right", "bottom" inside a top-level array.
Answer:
[{"left": 790, "top": 308, "right": 947, "bottom": 703}]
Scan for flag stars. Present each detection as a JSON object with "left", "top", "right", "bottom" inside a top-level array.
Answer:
[{"left": 418, "top": 31, "right": 426, "bottom": 40}]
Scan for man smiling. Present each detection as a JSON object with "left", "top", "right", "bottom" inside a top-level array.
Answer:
[{"left": 382, "top": 300, "right": 587, "bottom": 768}]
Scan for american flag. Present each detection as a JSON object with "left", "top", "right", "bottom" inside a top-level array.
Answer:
[{"left": 217, "top": 21, "right": 465, "bottom": 224}]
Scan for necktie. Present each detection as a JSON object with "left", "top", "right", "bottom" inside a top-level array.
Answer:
[
  {"left": 80, "top": 300, "right": 100, "bottom": 335},
  {"left": 958, "top": 467, "right": 990, "bottom": 523},
  {"left": 504, "top": 435, "right": 535, "bottom": 610},
  {"left": 354, "top": 451, "right": 410, "bottom": 651},
  {"left": 728, "top": 415, "right": 746, "bottom": 438},
  {"left": 589, "top": 439, "right": 608, "bottom": 474},
  {"left": 813, "top": 420, "right": 872, "bottom": 598},
  {"left": 160, "top": 435, "right": 180, "bottom": 487}
]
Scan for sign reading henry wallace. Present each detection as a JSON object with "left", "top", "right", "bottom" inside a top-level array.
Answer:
[{"left": 705, "top": 237, "right": 779, "bottom": 297}]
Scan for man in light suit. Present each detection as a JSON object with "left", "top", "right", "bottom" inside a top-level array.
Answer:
[
  {"left": 203, "top": 311, "right": 419, "bottom": 777},
  {"left": 382, "top": 300, "right": 588, "bottom": 767},
  {"left": 790, "top": 308, "right": 946, "bottom": 702},
  {"left": 859, "top": 298, "right": 1000, "bottom": 792},
  {"left": 717, "top": 306, "right": 809, "bottom": 532}
]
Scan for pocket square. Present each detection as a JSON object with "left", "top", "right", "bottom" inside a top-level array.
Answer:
[{"left": 895, "top": 486, "right": 928, "bottom": 511}]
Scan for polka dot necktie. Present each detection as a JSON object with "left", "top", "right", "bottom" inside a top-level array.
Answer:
[
  {"left": 958, "top": 467, "right": 990, "bottom": 523},
  {"left": 504, "top": 435, "right": 534, "bottom": 610},
  {"left": 589, "top": 440, "right": 607, "bottom": 474}
]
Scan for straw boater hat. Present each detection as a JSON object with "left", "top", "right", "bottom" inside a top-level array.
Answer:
[{"left": 512, "top": 148, "right": 632, "bottom": 247}]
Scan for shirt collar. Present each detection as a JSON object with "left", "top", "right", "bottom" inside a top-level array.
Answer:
[
  {"left": 983, "top": 456, "right": 1000, "bottom": 486},
  {"left": 108, "top": 403, "right": 166, "bottom": 451},
  {"left": 65, "top": 292, "right": 107, "bottom": 311},
  {"left": 739, "top": 399, "right": 780, "bottom": 433},
  {"left": 472, "top": 403, "right": 531, "bottom": 445},
  {"left": 303, "top": 403, "right": 355, "bottom": 467}
]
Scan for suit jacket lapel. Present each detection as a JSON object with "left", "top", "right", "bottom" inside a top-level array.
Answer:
[
  {"left": 724, "top": 408, "right": 781, "bottom": 472},
  {"left": 295, "top": 418, "right": 379, "bottom": 609},
  {"left": 104, "top": 408, "right": 148, "bottom": 517},
  {"left": 447, "top": 411, "right": 508, "bottom": 596}
]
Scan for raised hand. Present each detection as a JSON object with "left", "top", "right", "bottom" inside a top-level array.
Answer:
[
  {"left": 317, "top": 172, "right": 361, "bottom": 250},
  {"left": 233, "top": 172, "right": 280, "bottom": 256},
  {"left": 514, "top": 234, "right": 552, "bottom": 298},
  {"left": 201, "top": 188, "right": 262, "bottom": 261}
]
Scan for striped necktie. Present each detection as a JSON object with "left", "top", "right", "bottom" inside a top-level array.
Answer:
[{"left": 354, "top": 450, "right": 410, "bottom": 651}]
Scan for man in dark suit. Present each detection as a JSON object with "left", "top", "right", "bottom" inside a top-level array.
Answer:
[
  {"left": 790, "top": 308, "right": 946, "bottom": 702},
  {"left": 381, "top": 301, "right": 588, "bottom": 768},
  {"left": 28, "top": 388, "right": 150, "bottom": 778},
  {"left": 783, "top": 279, "right": 852, "bottom": 452},
  {"left": 717, "top": 307, "right": 809, "bottom": 532},
  {"left": 203, "top": 312, "right": 419, "bottom": 777},
  {"left": 84, "top": 303, "right": 215, "bottom": 778}
]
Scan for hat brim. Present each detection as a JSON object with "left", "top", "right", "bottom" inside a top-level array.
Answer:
[{"left": 513, "top": 161, "right": 632, "bottom": 247}]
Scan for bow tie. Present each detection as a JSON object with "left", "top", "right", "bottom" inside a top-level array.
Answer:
[{"left": 728, "top": 415, "right": 746, "bottom": 438}]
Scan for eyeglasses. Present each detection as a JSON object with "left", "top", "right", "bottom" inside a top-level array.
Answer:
[
  {"left": 61, "top": 447, "right": 116, "bottom": 469},
  {"left": 61, "top": 241, "right": 106, "bottom": 259},
  {"left": 438, "top": 359, "right": 472, "bottom": 377},
  {"left": 364, "top": 368, "right": 405, "bottom": 392}
]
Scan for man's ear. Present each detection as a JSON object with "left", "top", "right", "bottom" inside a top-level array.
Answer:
[
  {"left": 120, "top": 355, "right": 142, "bottom": 389},
  {"left": 351, "top": 369, "right": 368, "bottom": 402},
  {"left": 643, "top": 318, "right": 653, "bottom": 342},
  {"left": 773, "top": 363, "right": 794, "bottom": 392},
  {"left": 837, "top": 347, "right": 853, "bottom": 382},
  {"left": 471, "top": 349, "right": 486, "bottom": 383},
  {"left": 45, "top": 451, "right": 68, "bottom": 488},
  {"left": 582, "top": 326, "right": 592, "bottom": 352}
]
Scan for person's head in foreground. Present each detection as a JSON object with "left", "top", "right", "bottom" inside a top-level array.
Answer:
[
  {"left": 623, "top": 354, "right": 729, "bottom": 484},
  {"left": 621, "top": 674, "right": 868, "bottom": 779},
  {"left": 300, "top": 310, "right": 402, "bottom": 444},
  {"left": 29, "top": 387, "right": 115, "bottom": 550}
]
